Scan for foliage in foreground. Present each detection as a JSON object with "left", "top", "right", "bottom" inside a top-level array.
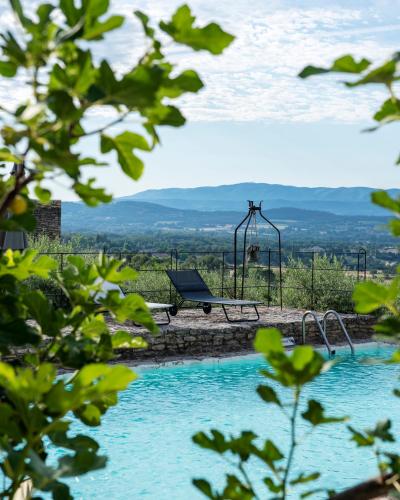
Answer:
[
  {"left": 193, "top": 49, "right": 400, "bottom": 500},
  {"left": 0, "top": 250, "right": 155, "bottom": 498},
  {"left": 194, "top": 328, "right": 345, "bottom": 499},
  {"left": 0, "top": 0, "right": 233, "bottom": 497}
]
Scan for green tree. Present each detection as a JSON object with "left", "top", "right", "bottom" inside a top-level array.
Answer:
[
  {"left": 283, "top": 255, "right": 357, "bottom": 312},
  {"left": 0, "top": 1, "right": 233, "bottom": 498}
]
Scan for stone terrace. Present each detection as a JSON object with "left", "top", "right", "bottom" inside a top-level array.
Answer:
[{"left": 109, "top": 306, "right": 375, "bottom": 364}]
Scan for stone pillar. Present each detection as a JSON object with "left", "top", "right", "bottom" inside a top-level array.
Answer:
[{"left": 33, "top": 200, "right": 61, "bottom": 239}]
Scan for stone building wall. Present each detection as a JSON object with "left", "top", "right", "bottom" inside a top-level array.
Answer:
[
  {"left": 114, "top": 314, "right": 376, "bottom": 363},
  {"left": 33, "top": 200, "right": 61, "bottom": 240}
]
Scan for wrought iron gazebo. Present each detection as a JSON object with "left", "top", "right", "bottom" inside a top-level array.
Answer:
[{"left": 233, "top": 200, "right": 283, "bottom": 308}]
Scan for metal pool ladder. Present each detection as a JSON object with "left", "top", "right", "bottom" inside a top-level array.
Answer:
[{"left": 302, "top": 310, "right": 355, "bottom": 356}]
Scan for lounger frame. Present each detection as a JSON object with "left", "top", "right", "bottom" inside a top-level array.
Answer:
[{"left": 166, "top": 269, "right": 261, "bottom": 322}]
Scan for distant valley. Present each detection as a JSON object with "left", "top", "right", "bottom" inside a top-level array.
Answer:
[
  {"left": 121, "top": 182, "right": 399, "bottom": 216},
  {"left": 62, "top": 199, "right": 392, "bottom": 247}
]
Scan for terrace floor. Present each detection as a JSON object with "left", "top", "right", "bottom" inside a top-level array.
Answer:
[{"left": 109, "top": 306, "right": 358, "bottom": 332}]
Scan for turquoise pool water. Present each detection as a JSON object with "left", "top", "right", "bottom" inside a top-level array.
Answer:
[{"left": 64, "top": 344, "right": 400, "bottom": 499}]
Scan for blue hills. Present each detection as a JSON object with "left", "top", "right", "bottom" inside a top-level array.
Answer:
[{"left": 122, "top": 182, "right": 398, "bottom": 216}]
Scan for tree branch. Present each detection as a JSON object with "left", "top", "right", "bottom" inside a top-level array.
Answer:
[
  {"left": 331, "top": 473, "right": 400, "bottom": 500},
  {"left": 0, "top": 168, "right": 35, "bottom": 218},
  {"left": 73, "top": 111, "right": 130, "bottom": 138}
]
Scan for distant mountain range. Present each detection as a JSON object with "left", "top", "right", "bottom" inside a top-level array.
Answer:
[
  {"left": 62, "top": 199, "right": 388, "bottom": 234},
  {"left": 122, "top": 182, "right": 399, "bottom": 216}
]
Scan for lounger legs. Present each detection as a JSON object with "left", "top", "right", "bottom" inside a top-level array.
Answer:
[
  {"left": 155, "top": 308, "right": 170, "bottom": 326},
  {"left": 221, "top": 304, "right": 260, "bottom": 322}
]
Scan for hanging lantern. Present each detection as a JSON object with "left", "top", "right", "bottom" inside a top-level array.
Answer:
[
  {"left": 246, "top": 243, "right": 260, "bottom": 263},
  {"left": 246, "top": 210, "right": 260, "bottom": 263}
]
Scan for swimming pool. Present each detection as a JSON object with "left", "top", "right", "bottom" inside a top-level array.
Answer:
[{"left": 63, "top": 343, "right": 400, "bottom": 499}]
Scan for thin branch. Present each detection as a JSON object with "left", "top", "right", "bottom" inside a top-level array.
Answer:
[
  {"left": 0, "top": 104, "right": 15, "bottom": 116},
  {"left": 76, "top": 111, "right": 130, "bottom": 138},
  {"left": 282, "top": 387, "right": 300, "bottom": 499},
  {"left": 237, "top": 461, "right": 260, "bottom": 500}
]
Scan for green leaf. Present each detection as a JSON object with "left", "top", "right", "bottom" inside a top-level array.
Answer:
[
  {"left": 34, "top": 185, "right": 51, "bottom": 204},
  {"left": 256, "top": 384, "right": 282, "bottom": 407},
  {"left": 346, "top": 60, "right": 397, "bottom": 88},
  {"left": 374, "top": 317, "right": 400, "bottom": 336},
  {"left": 0, "top": 60, "right": 17, "bottom": 77},
  {"left": 47, "top": 90, "right": 81, "bottom": 120},
  {"left": 302, "top": 400, "right": 346, "bottom": 426},
  {"left": 373, "top": 98, "right": 400, "bottom": 125},
  {"left": 192, "top": 429, "right": 229, "bottom": 454},
  {"left": 74, "top": 364, "right": 136, "bottom": 393},
  {"left": 134, "top": 11, "right": 155, "bottom": 38},
  {"left": 161, "top": 70, "right": 203, "bottom": 98},
  {"left": 370, "top": 420, "right": 395, "bottom": 442},
  {"left": 299, "top": 55, "right": 371, "bottom": 78},
  {"left": 10, "top": 0, "right": 32, "bottom": 28},
  {"left": 192, "top": 479, "right": 217, "bottom": 499},
  {"left": 291, "top": 346, "right": 314, "bottom": 371},
  {"left": 160, "top": 5, "right": 234, "bottom": 55},
  {"left": 73, "top": 179, "right": 112, "bottom": 207},
  {"left": 74, "top": 404, "right": 102, "bottom": 426},
  {"left": 348, "top": 426, "right": 375, "bottom": 447},
  {"left": 0, "top": 147, "right": 20, "bottom": 162},
  {"left": 100, "top": 132, "right": 150, "bottom": 180},
  {"left": 60, "top": 0, "right": 81, "bottom": 26},
  {"left": 0, "top": 250, "right": 58, "bottom": 281},
  {"left": 353, "top": 280, "right": 397, "bottom": 314},
  {"left": 145, "top": 104, "right": 186, "bottom": 127},
  {"left": 58, "top": 448, "right": 107, "bottom": 477},
  {"left": 372, "top": 190, "right": 400, "bottom": 213},
  {"left": 264, "top": 477, "right": 283, "bottom": 493},
  {"left": 23, "top": 290, "right": 64, "bottom": 337},
  {"left": 83, "top": 15, "right": 124, "bottom": 40},
  {"left": 0, "top": 318, "right": 41, "bottom": 347},
  {"left": 254, "top": 328, "right": 284, "bottom": 355},
  {"left": 111, "top": 331, "right": 147, "bottom": 349},
  {"left": 260, "top": 439, "right": 284, "bottom": 463},
  {"left": 290, "top": 472, "right": 320, "bottom": 485},
  {"left": 389, "top": 219, "right": 400, "bottom": 237}
]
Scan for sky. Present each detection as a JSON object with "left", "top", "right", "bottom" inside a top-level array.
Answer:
[{"left": 1, "top": 0, "right": 400, "bottom": 199}]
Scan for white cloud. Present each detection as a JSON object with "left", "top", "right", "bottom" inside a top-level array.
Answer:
[{"left": 0, "top": 0, "right": 397, "bottom": 124}]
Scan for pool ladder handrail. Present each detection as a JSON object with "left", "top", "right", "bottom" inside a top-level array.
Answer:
[
  {"left": 323, "top": 309, "right": 355, "bottom": 355},
  {"left": 302, "top": 311, "right": 334, "bottom": 357},
  {"left": 302, "top": 310, "right": 355, "bottom": 356}
]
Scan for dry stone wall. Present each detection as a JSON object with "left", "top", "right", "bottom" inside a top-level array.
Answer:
[{"left": 112, "top": 309, "right": 375, "bottom": 363}]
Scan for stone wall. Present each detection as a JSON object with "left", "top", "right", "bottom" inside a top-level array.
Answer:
[
  {"left": 114, "top": 313, "right": 376, "bottom": 363},
  {"left": 33, "top": 200, "right": 61, "bottom": 240}
]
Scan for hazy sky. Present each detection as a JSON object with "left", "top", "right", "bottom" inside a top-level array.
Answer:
[{"left": 2, "top": 0, "right": 400, "bottom": 199}]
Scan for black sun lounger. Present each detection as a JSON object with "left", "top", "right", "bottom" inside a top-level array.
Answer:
[
  {"left": 166, "top": 269, "right": 261, "bottom": 322},
  {"left": 95, "top": 280, "right": 174, "bottom": 326}
]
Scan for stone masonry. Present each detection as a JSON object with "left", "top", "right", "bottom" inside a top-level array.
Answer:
[
  {"left": 109, "top": 306, "right": 376, "bottom": 364},
  {"left": 33, "top": 200, "right": 61, "bottom": 240}
]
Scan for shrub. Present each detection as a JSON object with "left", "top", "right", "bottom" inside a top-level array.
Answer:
[{"left": 283, "top": 255, "right": 357, "bottom": 312}]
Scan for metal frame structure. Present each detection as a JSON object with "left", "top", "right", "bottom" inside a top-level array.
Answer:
[{"left": 233, "top": 201, "right": 283, "bottom": 308}]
